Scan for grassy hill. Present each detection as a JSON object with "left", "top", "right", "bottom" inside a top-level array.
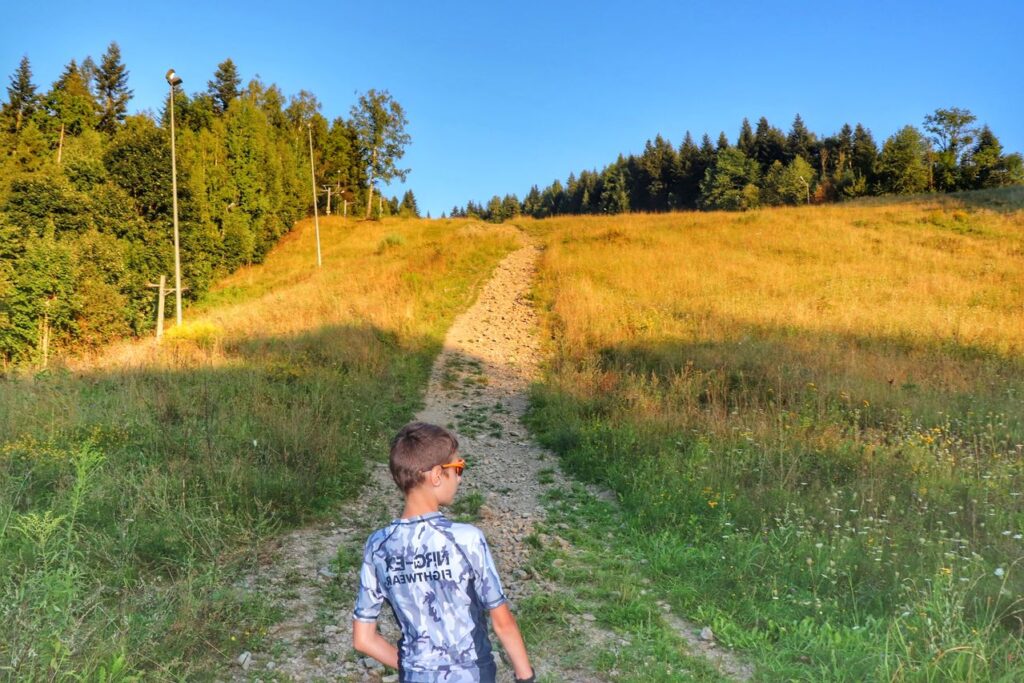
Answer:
[
  {"left": 524, "top": 186, "right": 1024, "bottom": 680},
  {"left": 0, "top": 215, "right": 520, "bottom": 680},
  {"left": 3, "top": 187, "right": 1023, "bottom": 681}
]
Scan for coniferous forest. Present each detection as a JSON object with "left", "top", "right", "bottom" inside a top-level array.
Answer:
[
  {"left": 455, "top": 111, "right": 1023, "bottom": 222},
  {"left": 0, "top": 46, "right": 416, "bottom": 365}
]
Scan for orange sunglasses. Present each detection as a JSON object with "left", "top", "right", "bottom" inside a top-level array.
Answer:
[{"left": 440, "top": 458, "right": 466, "bottom": 476}]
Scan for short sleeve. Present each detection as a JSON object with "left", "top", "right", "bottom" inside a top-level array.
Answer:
[
  {"left": 352, "top": 535, "right": 384, "bottom": 623},
  {"left": 469, "top": 530, "right": 507, "bottom": 610}
]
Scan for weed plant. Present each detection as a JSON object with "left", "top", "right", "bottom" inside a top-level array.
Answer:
[
  {"left": 0, "top": 217, "right": 519, "bottom": 679},
  {"left": 525, "top": 189, "right": 1024, "bottom": 680}
]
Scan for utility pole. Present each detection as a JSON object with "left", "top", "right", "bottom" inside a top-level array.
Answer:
[
  {"left": 166, "top": 69, "right": 184, "bottom": 326},
  {"left": 321, "top": 185, "right": 333, "bottom": 215},
  {"left": 307, "top": 123, "right": 322, "bottom": 268}
]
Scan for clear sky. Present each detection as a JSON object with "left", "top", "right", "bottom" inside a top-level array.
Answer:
[{"left": 3, "top": 1, "right": 1022, "bottom": 217}]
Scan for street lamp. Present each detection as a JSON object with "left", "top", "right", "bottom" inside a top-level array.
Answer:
[
  {"left": 307, "top": 122, "right": 322, "bottom": 268},
  {"left": 166, "top": 69, "right": 183, "bottom": 325}
]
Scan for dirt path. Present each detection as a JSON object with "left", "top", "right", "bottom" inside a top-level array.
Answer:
[{"left": 228, "top": 240, "right": 751, "bottom": 682}]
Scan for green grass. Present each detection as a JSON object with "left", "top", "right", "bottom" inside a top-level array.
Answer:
[
  {"left": 449, "top": 491, "right": 486, "bottom": 522},
  {"left": 517, "top": 484, "right": 734, "bottom": 681},
  {"left": 0, "top": 217, "right": 520, "bottom": 680}
]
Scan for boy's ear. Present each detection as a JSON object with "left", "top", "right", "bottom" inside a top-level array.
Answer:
[{"left": 426, "top": 465, "right": 441, "bottom": 487}]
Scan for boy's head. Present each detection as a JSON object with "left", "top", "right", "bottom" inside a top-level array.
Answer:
[{"left": 389, "top": 422, "right": 461, "bottom": 494}]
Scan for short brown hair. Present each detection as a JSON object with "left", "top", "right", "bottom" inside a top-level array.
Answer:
[{"left": 389, "top": 422, "right": 459, "bottom": 493}]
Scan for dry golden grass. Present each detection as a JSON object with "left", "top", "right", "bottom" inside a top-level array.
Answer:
[
  {"left": 538, "top": 199, "right": 1023, "bottom": 357},
  {"left": 531, "top": 194, "right": 1023, "bottom": 417},
  {"left": 78, "top": 216, "right": 522, "bottom": 371}
]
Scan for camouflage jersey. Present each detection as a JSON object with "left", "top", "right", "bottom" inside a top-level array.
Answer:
[{"left": 353, "top": 512, "right": 507, "bottom": 683}]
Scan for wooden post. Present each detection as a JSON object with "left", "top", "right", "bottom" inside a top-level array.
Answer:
[
  {"left": 40, "top": 311, "right": 50, "bottom": 369},
  {"left": 155, "top": 275, "right": 166, "bottom": 340},
  {"left": 343, "top": 199, "right": 347, "bottom": 217},
  {"left": 146, "top": 275, "right": 168, "bottom": 341}
]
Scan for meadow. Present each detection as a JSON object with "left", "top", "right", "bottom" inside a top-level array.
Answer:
[
  {"left": 524, "top": 187, "right": 1024, "bottom": 680},
  {"left": 0, "top": 216, "right": 520, "bottom": 680}
]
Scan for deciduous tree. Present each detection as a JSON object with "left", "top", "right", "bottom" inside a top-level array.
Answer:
[
  {"left": 876, "top": 126, "right": 931, "bottom": 195},
  {"left": 350, "top": 89, "right": 411, "bottom": 219}
]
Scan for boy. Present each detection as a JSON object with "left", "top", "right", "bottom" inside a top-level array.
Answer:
[{"left": 353, "top": 422, "right": 535, "bottom": 683}]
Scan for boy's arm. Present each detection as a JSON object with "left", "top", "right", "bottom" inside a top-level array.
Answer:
[
  {"left": 352, "top": 620, "right": 399, "bottom": 670},
  {"left": 490, "top": 603, "right": 534, "bottom": 681}
]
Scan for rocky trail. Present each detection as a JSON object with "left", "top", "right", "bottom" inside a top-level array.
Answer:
[{"left": 228, "top": 239, "right": 751, "bottom": 682}]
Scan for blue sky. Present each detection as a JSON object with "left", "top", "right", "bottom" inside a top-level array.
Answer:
[{"left": 3, "top": 1, "right": 1022, "bottom": 217}]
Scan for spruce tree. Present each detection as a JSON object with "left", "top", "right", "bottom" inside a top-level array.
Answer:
[
  {"left": 851, "top": 124, "right": 878, "bottom": 183},
  {"left": 208, "top": 58, "right": 241, "bottom": 114},
  {"left": 752, "top": 117, "right": 787, "bottom": 171},
  {"left": 674, "top": 132, "right": 702, "bottom": 209},
  {"left": 737, "top": 118, "right": 755, "bottom": 156},
  {"left": 399, "top": 189, "right": 419, "bottom": 217},
  {"left": 2, "top": 56, "right": 39, "bottom": 133},
  {"left": 964, "top": 126, "right": 1024, "bottom": 188},
  {"left": 95, "top": 42, "right": 132, "bottom": 133},
  {"left": 786, "top": 114, "right": 815, "bottom": 163}
]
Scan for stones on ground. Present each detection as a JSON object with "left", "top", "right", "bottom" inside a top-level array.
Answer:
[
  {"left": 236, "top": 651, "right": 252, "bottom": 670},
  {"left": 700, "top": 626, "right": 715, "bottom": 643}
]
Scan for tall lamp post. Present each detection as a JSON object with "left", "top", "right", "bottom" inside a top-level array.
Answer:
[
  {"left": 307, "top": 122, "right": 322, "bottom": 268},
  {"left": 166, "top": 69, "right": 184, "bottom": 325}
]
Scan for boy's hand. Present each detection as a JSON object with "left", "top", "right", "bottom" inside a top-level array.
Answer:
[{"left": 514, "top": 668, "right": 536, "bottom": 683}]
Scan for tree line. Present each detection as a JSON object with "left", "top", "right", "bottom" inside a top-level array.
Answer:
[
  {"left": 0, "top": 46, "right": 414, "bottom": 365},
  {"left": 453, "top": 109, "right": 1022, "bottom": 221}
]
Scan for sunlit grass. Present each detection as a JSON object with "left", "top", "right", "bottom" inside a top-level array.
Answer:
[{"left": 525, "top": 187, "right": 1024, "bottom": 680}]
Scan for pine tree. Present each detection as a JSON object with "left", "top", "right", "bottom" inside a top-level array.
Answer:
[
  {"left": 963, "top": 126, "right": 1024, "bottom": 188},
  {"left": 95, "top": 42, "right": 132, "bottom": 133},
  {"left": 399, "top": 189, "right": 419, "bottom": 217},
  {"left": 208, "top": 58, "right": 241, "bottom": 114},
  {"left": 501, "top": 193, "right": 521, "bottom": 219},
  {"left": 599, "top": 165, "right": 630, "bottom": 214},
  {"left": 716, "top": 131, "right": 730, "bottom": 151},
  {"left": 2, "top": 56, "right": 39, "bottom": 133},
  {"left": 638, "top": 135, "right": 675, "bottom": 211},
  {"left": 737, "top": 118, "right": 755, "bottom": 156},
  {"left": 752, "top": 117, "right": 787, "bottom": 171},
  {"left": 673, "top": 132, "right": 702, "bottom": 209},
  {"left": 851, "top": 124, "right": 878, "bottom": 182},
  {"left": 786, "top": 114, "right": 815, "bottom": 163}
]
